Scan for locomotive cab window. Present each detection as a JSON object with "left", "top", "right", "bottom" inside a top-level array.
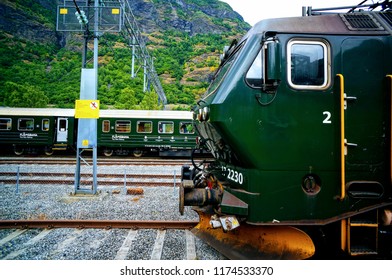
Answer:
[
  {"left": 246, "top": 49, "right": 263, "bottom": 87},
  {"left": 102, "top": 120, "right": 110, "bottom": 133},
  {"left": 158, "top": 121, "right": 174, "bottom": 134},
  {"left": 0, "top": 118, "right": 12, "bottom": 130},
  {"left": 137, "top": 121, "right": 152, "bottom": 133},
  {"left": 288, "top": 40, "right": 330, "bottom": 90},
  {"left": 179, "top": 122, "right": 194, "bottom": 134},
  {"left": 115, "top": 120, "right": 131, "bottom": 133},
  {"left": 18, "top": 118, "right": 34, "bottom": 131}
]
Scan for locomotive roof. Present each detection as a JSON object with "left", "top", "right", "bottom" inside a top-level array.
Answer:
[
  {"left": 248, "top": 12, "right": 392, "bottom": 37},
  {"left": 0, "top": 107, "right": 193, "bottom": 120}
]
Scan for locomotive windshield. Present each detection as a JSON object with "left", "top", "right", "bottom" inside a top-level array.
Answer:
[{"left": 207, "top": 41, "right": 244, "bottom": 95}]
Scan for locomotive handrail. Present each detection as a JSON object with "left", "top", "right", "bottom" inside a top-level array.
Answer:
[
  {"left": 337, "top": 73, "right": 347, "bottom": 253},
  {"left": 337, "top": 74, "right": 346, "bottom": 200},
  {"left": 388, "top": 75, "right": 392, "bottom": 186}
]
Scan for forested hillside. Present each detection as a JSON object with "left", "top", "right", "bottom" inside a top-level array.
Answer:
[{"left": 0, "top": 0, "right": 250, "bottom": 109}]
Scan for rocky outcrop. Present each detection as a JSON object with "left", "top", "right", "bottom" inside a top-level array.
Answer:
[
  {"left": 0, "top": 0, "right": 248, "bottom": 46},
  {"left": 128, "top": 0, "right": 248, "bottom": 35},
  {"left": 0, "top": 0, "right": 64, "bottom": 47}
]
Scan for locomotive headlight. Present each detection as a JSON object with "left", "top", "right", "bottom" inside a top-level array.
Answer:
[
  {"left": 196, "top": 107, "right": 210, "bottom": 122},
  {"left": 202, "top": 107, "right": 210, "bottom": 121},
  {"left": 197, "top": 108, "right": 203, "bottom": 121}
]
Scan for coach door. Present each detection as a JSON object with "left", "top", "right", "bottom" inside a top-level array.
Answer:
[
  {"left": 339, "top": 37, "right": 390, "bottom": 256},
  {"left": 56, "top": 117, "right": 68, "bottom": 142}
]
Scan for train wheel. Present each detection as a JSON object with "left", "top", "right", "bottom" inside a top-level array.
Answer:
[
  {"left": 103, "top": 149, "right": 113, "bottom": 157},
  {"left": 44, "top": 147, "right": 54, "bottom": 156},
  {"left": 13, "top": 147, "right": 24, "bottom": 156},
  {"left": 133, "top": 149, "right": 143, "bottom": 157}
]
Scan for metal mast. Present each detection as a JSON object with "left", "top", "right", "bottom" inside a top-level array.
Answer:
[
  {"left": 56, "top": 0, "right": 167, "bottom": 195},
  {"left": 119, "top": 0, "right": 167, "bottom": 104}
]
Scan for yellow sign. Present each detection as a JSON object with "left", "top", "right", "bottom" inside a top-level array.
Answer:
[
  {"left": 60, "top": 8, "right": 68, "bottom": 15},
  {"left": 82, "top": 140, "right": 89, "bottom": 147},
  {"left": 75, "top": 100, "right": 100, "bottom": 119},
  {"left": 112, "top": 8, "right": 120, "bottom": 15}
]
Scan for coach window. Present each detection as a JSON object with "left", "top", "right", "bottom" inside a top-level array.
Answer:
[
  {"left": 102, "top": 120, "right": 110, "bottom": 133},
  {"left": 18, "top": 118, "right": 34, "bottom": 131},
  {"left": 288, "top": 40, "right": 330, "bottom": 90},
  {"left": 115, "top": 120, "right": 131, "bottom": 133},
  {"left": 180, "top": 122, "right": 194, "bottom": 134},
  {"left": 137, "top": 121, "right": 152, "bottom": 133},
  {"left": 158, "top": 121, "right": 174, "bottom": 134},
  {"left": 42, "top": 119, "right": 50, "bottom": 131},
  {"left": 0, "top": 118, "right": 12, "bottom": 130}
]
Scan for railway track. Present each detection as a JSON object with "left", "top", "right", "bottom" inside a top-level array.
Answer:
[
  {"left": 0, "top": 156, "right": 201, "bottom": 187},
  {"left": 0, "top": 220, "right": 225, "bottom": 260},
  {"left": 0, "top": 171, "right": 180, "bottom": 187},
  {"left": 0, "top": 156, "right": 223, "bottom": 260},
  {"left": 0, "top": 156, "right": 207, "bottom": 166},
  {"left": 0, "top": 219, "right": 197, "bottom": 230}
]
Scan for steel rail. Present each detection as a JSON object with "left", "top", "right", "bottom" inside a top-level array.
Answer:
[
  {"left": 0, "top": 159, "right": 190, "bottom": 166},
  {"left": 0, "top": 172, "right": 176, "bottom": 179},
  {"left": 0, "top": 220, "right": 198, "bottom": 230},
  {"left": 0, "top": 179, "right": 177, "bottom": 187},
  {"left": 0, "top": 171, "right": 180, "bottom": 187}
]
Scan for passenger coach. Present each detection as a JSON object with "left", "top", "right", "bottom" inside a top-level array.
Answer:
[
  {"left": 0, "top": 108, "right": 75, "bottom": 155},
  {"left": 0, "top": 108, "right": 196, "bottom": 157},
  {"left": 98, "top": 110, "right": 196, "bottom": 157}
]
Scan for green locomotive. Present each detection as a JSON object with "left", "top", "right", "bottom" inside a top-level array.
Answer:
[
  {"left": 0, "top": 108, "right": 196, "bottom": 157},
  {"left": 180, "top": 3, "right": 392, "bottom": 259}
]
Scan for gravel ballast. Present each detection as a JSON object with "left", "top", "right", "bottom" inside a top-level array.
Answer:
[
  {"left": 0, "top": 162, "right": 226, "bottom": 260},
  {"left": 0, "top": 163, "right": 197, "bottom": 221}
]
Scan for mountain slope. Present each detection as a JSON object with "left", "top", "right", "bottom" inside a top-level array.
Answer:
[
  {"left": 0, "top": 0, "right": 250, "bottom": 109},
  {"left": 130, "top": 0, "right": 248, "bottom": 35}
]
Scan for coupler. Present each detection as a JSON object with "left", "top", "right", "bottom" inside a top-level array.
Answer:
[{"left": 179, "top": 179, "right": 222, "bottom": 215}]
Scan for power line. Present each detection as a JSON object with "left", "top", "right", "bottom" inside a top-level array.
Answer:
[{"left": 117, "top": 0, "right": 167, "bottom": 104}]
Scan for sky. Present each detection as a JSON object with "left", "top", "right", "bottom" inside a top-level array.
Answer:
[{"left": 219, "top": 0, "right": 374, "bottom": 26}]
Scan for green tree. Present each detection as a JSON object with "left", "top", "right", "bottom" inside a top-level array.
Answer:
[
  {"left": 139, "top": 90, "right": 162, "bottom": 110},
  {"left": 3, "top": 81, "right": 48, "bottom": 107},
  {"left": 114, "top": 87, "right": 138, "bottom": 109}
]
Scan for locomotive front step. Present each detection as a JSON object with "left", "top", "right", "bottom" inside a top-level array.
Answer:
[
  {"left": 345, "top": 210, "right": 379, "bottom": 256},
  {"left": 350, "top": 247, "right": 378, "bottom": 256}
]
